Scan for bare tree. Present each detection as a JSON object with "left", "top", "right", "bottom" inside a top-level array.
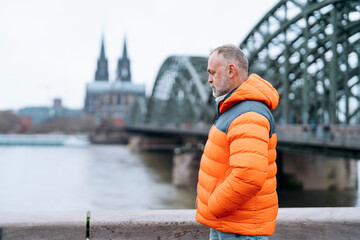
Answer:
[{"left": 0, "top": 110, "right": 18, "bottom": 133}]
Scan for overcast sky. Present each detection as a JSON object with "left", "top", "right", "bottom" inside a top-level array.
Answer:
[{"left": 0, "top": 0, "right": 278, "bottom": 110}]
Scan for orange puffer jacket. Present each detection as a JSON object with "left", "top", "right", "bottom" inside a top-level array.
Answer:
[{"left": 196, "top": 74, "right": 279, "bottom": 236}]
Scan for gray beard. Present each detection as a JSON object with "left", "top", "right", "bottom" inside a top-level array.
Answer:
[{"left": 211, "top": 80, "right": 231, "bottom": 98}]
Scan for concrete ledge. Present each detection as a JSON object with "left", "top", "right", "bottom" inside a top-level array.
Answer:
[
  {"left": 272, "top": 207, "right": 360, "bottom": 240},
  {"left": 90, "top": 210, "right": 208, "bottom": 240},
  {"left": 0, "top": 208, "right": 359, "bottom": 239},
  {"left": 0, "top": 211, "right": 87, "bottom": 240}
]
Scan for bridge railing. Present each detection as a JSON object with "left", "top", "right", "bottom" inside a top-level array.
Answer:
[{"left": 276, "top": 124, "right": 360, "bottom": 150}]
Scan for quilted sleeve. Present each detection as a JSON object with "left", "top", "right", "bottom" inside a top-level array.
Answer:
[{"left": 207, "top": 111, "right": 270, "bottom": 218}]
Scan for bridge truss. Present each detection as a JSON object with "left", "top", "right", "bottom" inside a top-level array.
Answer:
[
  {"left": 132, "top": 0, "right": 359, "bottom": 127},
  {"left": 144, "top": 56, "right": 216, "bottom": 126},
  {"left": 240, "top": 0, "right": 360, "bottom": 124}
]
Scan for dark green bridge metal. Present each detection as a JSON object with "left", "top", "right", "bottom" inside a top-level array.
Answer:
[
  {"left": 240, "top": 0, "right": 360, "bottom": 125},
  {"left": 131, "top": 56, "right": 216, "bottom": 126},
  {"left": 131, "top": 0, "right": 360, "bottom": 127}
]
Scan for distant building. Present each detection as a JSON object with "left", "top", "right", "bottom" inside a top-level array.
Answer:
[
  {"left": 84, "top": 35, "right": 145, "bottom": 125},
  {"left": 17, "top": 107, "right": 52, "bottom": 125},
  {"left": 17, "top": 98, "right": 83, "bottom": 125}
]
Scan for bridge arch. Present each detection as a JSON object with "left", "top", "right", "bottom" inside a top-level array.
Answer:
[
  {"left": 145, "top": 56, "right": 216, "bottom": 126},
  {"left": 130, "top": 97, "right": 147, "bottom": 125},
  {"left": 240, "top": 0, "right": 360, "bottom": 124}
]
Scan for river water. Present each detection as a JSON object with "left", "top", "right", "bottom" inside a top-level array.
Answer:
[
  {"left": 0, "top": 144, "right": 359, "bottom": 211},
  {"left": 0, "top": 145, "right": 196, "bottom": 212}
]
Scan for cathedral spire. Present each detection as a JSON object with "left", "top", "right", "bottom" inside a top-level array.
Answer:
[
  {"left": 122, "top": 37, "right": 128, "bottom": 59},
  {"left": 95, "top": 34, "right": 109, "bottom": 81},
  {"left": 116, "top": 36, "right": 131, "bottom": 82},
  {"left": 100, "top": 35, "right": 106, "bottom": 60}
]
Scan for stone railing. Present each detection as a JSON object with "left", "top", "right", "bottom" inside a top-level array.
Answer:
[{"left": 0, "top": 208, "right": 359, "bottom": 239}]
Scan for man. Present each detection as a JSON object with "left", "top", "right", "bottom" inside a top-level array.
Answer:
[{"left": 195, "top": 44, "right": 279, "bottom": 240}]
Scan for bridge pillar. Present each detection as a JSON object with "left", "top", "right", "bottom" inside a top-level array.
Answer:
[
  {"left": 172, "top": 144, "right": 202, "bottom": 188},
  {"left": 128, "top": 135, "right": 180, "bottom": 152},
  {"left": 280, "top": 152, "right": 358, "bottom": 191}
]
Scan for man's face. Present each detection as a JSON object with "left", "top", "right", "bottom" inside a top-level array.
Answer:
[{"left": 207, "top": 53, "right": 231, "bottom": 98}]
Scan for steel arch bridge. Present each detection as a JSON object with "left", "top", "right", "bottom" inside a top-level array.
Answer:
[
  {"left": 143, "top": 55, "right": 216, "bottom": 126},
  {"left": 240, "top": 0, "right": 360, "bottom": 124},
  {"left": 133, "top": 0, "right": 359, "bottom": 126}
]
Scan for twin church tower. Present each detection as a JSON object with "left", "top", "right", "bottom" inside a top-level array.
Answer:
[
  {"left": 84, "top": 35, "right": 145, "bottom": 124},
  {"left": 94, "top": 36, "right": 131, "bottom": 82}
]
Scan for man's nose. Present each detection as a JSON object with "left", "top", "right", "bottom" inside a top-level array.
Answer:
[{"left": 208, "top": 76, "right": 212, "bottom": 83}]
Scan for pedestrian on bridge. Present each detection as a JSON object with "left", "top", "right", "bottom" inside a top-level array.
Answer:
[{"left": 196, "top": 44, "right": 279, "bottom": 240}]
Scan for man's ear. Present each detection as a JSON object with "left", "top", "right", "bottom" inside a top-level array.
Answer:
[{"left": 227, "top": 64, "right": 236, "bottom": 78}]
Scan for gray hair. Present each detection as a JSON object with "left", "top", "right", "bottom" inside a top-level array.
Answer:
[{"left": 211, "top": 44, "right": 248, "bottom": 75}]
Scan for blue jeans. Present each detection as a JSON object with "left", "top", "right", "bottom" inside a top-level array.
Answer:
[{"left": 210, "top": 228, "right": 268, "bottom": 240}]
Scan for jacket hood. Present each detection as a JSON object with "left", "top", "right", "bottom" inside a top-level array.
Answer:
[{"left": 219, "top": 74, "right": 279, "bottom": 113}]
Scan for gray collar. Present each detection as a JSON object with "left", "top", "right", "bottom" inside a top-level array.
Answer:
[{"left": 215, "top": 94, "right": 227, "bottom": 105}]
